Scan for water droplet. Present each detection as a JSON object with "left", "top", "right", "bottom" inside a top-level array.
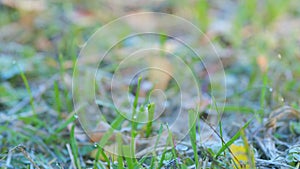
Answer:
[
  {"left": 133, "top": 115, "right": 137, "bottom": 119},
  {"left": 74, "top": 114, "right": 78, "bottom": 119},
  {"left": 12, "top": 60, "right": 16, "bottom": 64},
  {"left": 55, "top": 162, "right": 60, "bottom": 166},
  {"left": 93, "top": 143, "right": 98, "bottom": 148},
  {"left": 269, "top": 88, "right": 273, "bottom": 92},
  {"left": 175, "top": 144, "right": 188, "bottom": 151},
  {"left": 281, "top": 97, "right": 285, "bottom": 102},
  {"left": 278, "top": 54, "right": 282, "bottom": 59}
]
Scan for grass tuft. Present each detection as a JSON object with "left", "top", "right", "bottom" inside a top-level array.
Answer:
[{"left": 17, "top": 64, "right": 36, "bottom": 115}]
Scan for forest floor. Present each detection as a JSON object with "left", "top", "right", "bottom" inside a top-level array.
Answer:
[{"left": 0, "top": 1, "right": 300, "bottom": 168}]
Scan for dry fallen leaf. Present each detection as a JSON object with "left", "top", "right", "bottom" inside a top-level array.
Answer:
[
  {"left": 230, "top": 144, "right": 250, "bottom": 169},
  {"left": 35, "top": 36, "right": 53, "bottom": 51},
  {"left": 257, "top": 55, "right": 268, "bottom": 73}
]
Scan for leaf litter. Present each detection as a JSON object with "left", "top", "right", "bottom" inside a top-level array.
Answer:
[{"left": 1, "top": 0, "right": 300, "bottom": 168}]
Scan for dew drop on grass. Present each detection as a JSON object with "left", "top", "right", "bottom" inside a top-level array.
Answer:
[
  {"left": 74, "top": 114, "right": 78, "bottom": 119},
  {"left": 281, "top": 97, "right": 285, "bottom": 102},
  {"left": 175, "top": 144, "right": 188, "bottom": 151},
  {"left": 269, "top": 88, "right": 273, "bottom": 92},
  {"left": 94, "top": 143, "right": 98, "bottom": 148},
  {"left": 133, "top": 115, "right": 137, "bottom": 119},
  {"left": 278, "top": 54, "right": 282, "bottom": 59}
]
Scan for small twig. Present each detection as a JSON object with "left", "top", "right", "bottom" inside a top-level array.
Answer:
[
  {"left": 17, "top": 145, "right": 41, "bottom": 169},
  {"left": 253, "top": 135, "right": 272, "bottom": 160},
  {"left": 202, "top": 157, "right": 208, "bottom": 169},
  {"left": 5, "top": 150, "right": 12, "bottom": 168},
  {"left": 256, "top": 159, "right": 294, "bottom": 169},
  {"left": 9, "top": 144, "right": 41, "bottom": 169},
  {"left": 272, "top": 135, "right": 291, "bottom": 148},
  {"left": 265, "top": 105, "right": 300, "bottom": 131},
  {"left": 260, "top": 106, "right": 299, "bottom": 161},
  {"left": 66, "top": 144, "right": 77, "bottom": 169},
  {"left": 1, "top": 145, "right": 40, "bottom": 168},
  {"left": 200, "top": 116, "right": 241, "bottom": 166}
]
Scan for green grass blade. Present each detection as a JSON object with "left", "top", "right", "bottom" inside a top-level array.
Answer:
[
  {"left": 18, "top": 64, "right": 36, "bottom": 115},
  {"left": 139, "top": 124, "right": 164, "bottom": 168},
  {"left": 146, "top": 103, "right": 155, "bottom": 138},
  {"left": 58, "top": 54, "right": 72, "bottom": 112},
  {"left": 214, "top": 119, "right": 252, "bottom": 158},
  {"left": 130, "top": 76, "right": 142, "bottom": 161},
  {"left": 158, "top": 147, "right": 167, "bottom": 169},
  {"left": 99, "top": 114, "right": 125, "bottom": 147},
  {"left": 54, "top": 114, "right": 77, "bottom": 134},
  {"left": 116, "top": 132, "right": 124, "bottom": 169},
  {"left": 222, "top": 105, "right": 255, "bottom": 114},
  {"left": 166, "top": 125, "right": 179, "bottom": 168},
  {"left": 70, "top": 124, "right": 81, "bottom": 169},
  {"left": 99, "top": 147, "right": 110, "bottom": 167},
  {"left": 93, "top": 144, "right": 107, "bottom": 169},
  {"left": 123, "top": 147, "right": 135, "bottom": 169},
  {"left": 53, "top": 81, "right": 62, "bottom": 118},
  {"left": 197, "top": 0, "right": 209, "bottom": 32},
  {"left": 188, "top": 110, "right": 199, "bottom": 167},
  {"left": 241, "top": 130, "right": 256, "bottom": 168},
  {"left": 132, "top": 76, "right": 142, "bottom": 121}
]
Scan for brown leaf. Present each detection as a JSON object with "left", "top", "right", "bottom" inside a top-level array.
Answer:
[
  {"left": 257, "top": 55, "right": 268, "bottom": 73},
  {"left": 265, "top": 105, "right": 300, "bottom": 132},
  {"left": 35, "top": 36, "right": 53, "bottom": 51},
  {"left": 67, "top": 7, "right": 98, "bottom": 27}
]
